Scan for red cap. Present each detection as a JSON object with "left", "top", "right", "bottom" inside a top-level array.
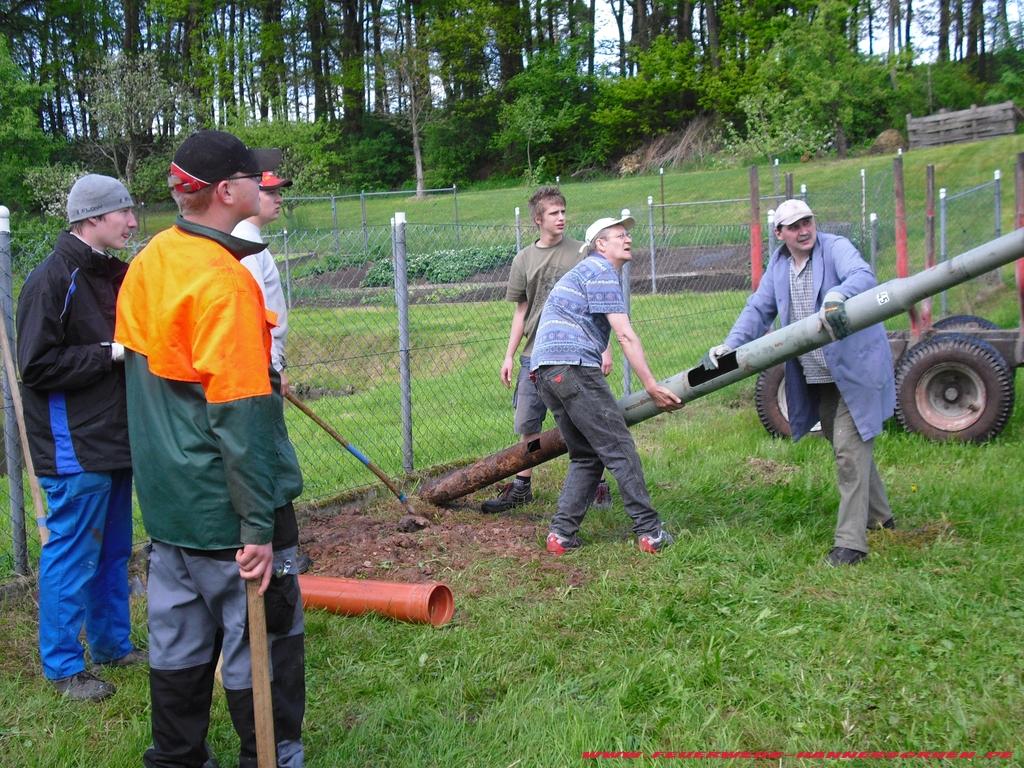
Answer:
[{"left": 259, "top": 172, "right": 293, "bottom": 191}]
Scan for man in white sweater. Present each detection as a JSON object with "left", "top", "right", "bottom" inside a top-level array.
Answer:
[
  {"left": 232, "top": 171, "right": 312, "bottom": 576},
  {"left": 233, "top": 171, "right": 292, "bottom": 393}
]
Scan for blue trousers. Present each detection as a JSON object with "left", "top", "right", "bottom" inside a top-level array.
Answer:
[{"left": 38, "top": 469, "right": 134, "bottom": 680}]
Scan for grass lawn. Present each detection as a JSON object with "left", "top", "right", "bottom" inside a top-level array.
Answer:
[
  {"left": 2, "top": 135, "right": 1023, "bottom": 767},
  {"left": 1, "top": 358, "right": 1022, "bottom": 767}
]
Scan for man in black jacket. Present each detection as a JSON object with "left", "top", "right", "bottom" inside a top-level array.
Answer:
[{"left": 17, "top": 174, "right": 144, "bottom": 701}]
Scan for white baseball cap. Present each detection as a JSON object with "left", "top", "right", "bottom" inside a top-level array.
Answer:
[
  {"left": 772, "top": 198, "right": 815, "bottom": 228},
  {"left": 580, "top": 215, "right": 636, "bottom": 254}
]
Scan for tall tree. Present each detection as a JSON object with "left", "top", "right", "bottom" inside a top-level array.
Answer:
[
  {"left": 339, "top": 0, "right": 365, "bottom": 131},
  {"left": 307, "top": 0, "right": 334, "bottom": 122},
  {"left": 937, "top": 0, "right": 951, "bottom": 62}
]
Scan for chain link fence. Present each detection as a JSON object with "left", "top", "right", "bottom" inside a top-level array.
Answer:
[{"left": 1, "top": 160, "right": 1016, "bottom": 581}]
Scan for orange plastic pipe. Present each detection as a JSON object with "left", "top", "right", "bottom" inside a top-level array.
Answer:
[{"left": 298, "top": 575, "right": 454, "bottom": 627}]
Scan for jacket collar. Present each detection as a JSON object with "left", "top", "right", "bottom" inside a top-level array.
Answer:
[
  {"left": 174, "top": 216, "right": 266, "bottom": 260},
  {"left": 54, "top": 231, "right": 114, "bottom": 272}
]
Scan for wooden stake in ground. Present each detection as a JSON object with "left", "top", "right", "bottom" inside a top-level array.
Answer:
[
  {"left": 0, "top": 324, "right": 49, "bottom": 545},
  {"left": 246, "top": 579, "right": 276, "bottom": 768}
]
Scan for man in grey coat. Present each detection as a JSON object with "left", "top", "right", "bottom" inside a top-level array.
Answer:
[{"left": 703, "top": 199, "right": 896, "bottom": 566}]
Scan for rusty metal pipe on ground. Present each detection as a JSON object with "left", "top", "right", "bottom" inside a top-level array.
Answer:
[
  {"left": 298, "top": 575, "right": 455, "bottom": 627},
  {"left": 419, "top": 228, "right": 1024, "bottom": 505}
]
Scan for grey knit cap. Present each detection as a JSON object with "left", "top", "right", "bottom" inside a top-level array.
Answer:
[{"left": 66, "top": 174, "right": 135, "bottom": 223}]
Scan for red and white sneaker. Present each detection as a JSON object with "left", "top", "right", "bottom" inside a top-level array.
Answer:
[
  {"left": 546, "top": 531, "right": 583, "bottom": 555},
  {"left": 638, "top": 527, "right": 674, "bottom": 554}
]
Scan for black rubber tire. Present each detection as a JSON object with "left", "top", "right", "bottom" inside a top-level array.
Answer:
[
  {"left": 931, "top": 314, "right": 999, "bottom": 333},
  {"left": 895, "top": 333, "right": 1014, "bottom": 443},
  {"left": 755, "top": 365, "right": 791, "bottom": 438}
]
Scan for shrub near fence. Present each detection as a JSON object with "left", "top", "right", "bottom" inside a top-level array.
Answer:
[{"left": 0, "top": 159, "right": 1016, "bottom": 581}]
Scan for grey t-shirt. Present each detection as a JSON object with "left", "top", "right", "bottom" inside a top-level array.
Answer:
[
  {"left": 506, "top": 236, "right": 584, "bottom": 355},
  {"left": 530, "top": 255, "right": 626, "bottom": 370}
]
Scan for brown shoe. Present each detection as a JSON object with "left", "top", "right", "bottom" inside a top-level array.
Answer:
[{"left": 52, "top": 671, "right": 115, "bottom": 701}]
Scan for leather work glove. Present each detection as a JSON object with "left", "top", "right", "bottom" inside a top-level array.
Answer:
[
  {"left": 701, "top": 343, "right": 732, "bottom": 370},
  {"left": 819, "top": 292, "right": 852, "bottom": 340}
]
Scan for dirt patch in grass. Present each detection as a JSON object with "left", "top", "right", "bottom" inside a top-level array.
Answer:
[
  {"left": 299, "top": 497, "right": 588, "bottom": 589},
  {"left": 744, "top": 457, "right": 800, "bottom": 484}
]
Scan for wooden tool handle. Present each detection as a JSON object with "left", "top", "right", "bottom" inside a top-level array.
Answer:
[
  {"left": 246, "top": 579, "right": 276, "bottom": 768},
  {"left": 0, "top": 326, "right": 48, "bottom": 545}
]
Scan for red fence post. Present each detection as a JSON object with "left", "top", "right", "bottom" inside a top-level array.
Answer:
[
  {"left": 894, "top": 155, "right": 919, "bottom": 337},
  {"left": 750, "top": 165, "right": 763, "bottom": 291}
]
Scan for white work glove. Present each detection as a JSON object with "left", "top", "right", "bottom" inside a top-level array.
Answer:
[
  {"left": 701, "top": 343, "right": 732, "bottom": 370},
  {"left": 110, "top": 342, "right": 125, "bottom": 363}
]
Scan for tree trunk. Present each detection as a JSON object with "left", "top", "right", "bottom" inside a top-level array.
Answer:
[
  {"left": 954, "top": 0, "right": 964, "bottom": 60},
  {"left": 887, "top": 0, "right": 897, "bottom": 58},
  {"left": 610, "top": 0, "right": 627, "bottom": 76},
  {"left": 995, "top": 0, "right": 1012, "bottom": 48},
  {"left": 903, "top": 0, "right": 913, "bottom": 57},
  {"left": 370, "top": 0, "right": 387, "bottom": 113},
  {"left": 307, "top": 0, "right": 332, "bottom": 122},
  {"left": 588, "top": 0, "right": 596, "bottom": 76},
  {"left": 340, "top": 0, "right": 364, "bottom": 132},
  {"left": 965, "top": 0, "right": 981, "bottom": 59},
  {"left": 123, "top": 0, "right": 141, "bottom": 55},
  {"left": 676, "top": 0, "right": 693, "bottom": 44},
  {"left": 496, "top": 0, "right": 524, "bottom": 86},
  {"left": 706, "top": 0, "right": 721, "bottom": 70},
  {"left": 937, "top": 0, "right": 950, "bottom": 62}
]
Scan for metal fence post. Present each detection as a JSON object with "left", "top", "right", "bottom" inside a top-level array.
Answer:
[
  {"left": 659, "top": 167, "right": 666, "bottom": 233},
  {"left": 773, "top": 158, "right": 780, "bottom": 195},
  {"left": 860, "top": 168, "right": 868, "bottom": 248},
  {"left": 870, "top": 212, "right": 879, "bottom": 273},
  {"left": 514, "top": 207, "right": 522, "bottom": 252},
  {"left": 621, "top": 208, "right": 633, "bottom": 396},
  {"left": 453, "top": 184, "right": 460, "bottom": 247},
  {"left": 646, "top": 196, "right": 657, "bottom": 295},
  {"left": 800, "top": 183, "right": 807, "bottom": 202},
  {"left": 939, "top": 188, "right": 948, "bottom": 316},
  {"left": 282, "top": 229, "right": 292, "bottom": 309},
  {"left": 0, "top": 206, "right": 27, "bottom": 576},
  {"left": 994, "top": 169, "right": 1002, "bottom": 239},
  {"left": 767, "top": 207, "right": 777, "bottom": 255},
  {"left": 331, "top": 195, "right": 340, "bottom": 256},
  {"left": 393, "top": 212, "right": 414, "bottom": 474},
  {"left": 361, "top": 191, "right": 369, "bottom": 256}
]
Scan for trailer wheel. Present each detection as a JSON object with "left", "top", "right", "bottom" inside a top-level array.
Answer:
[
  {"left": 932, "top": 314, "right": 999, "bottom": 333},
  {"left": 755, "top": 365, "right": 791, "bottom": 438},
  {"left": 895, "top": 333, "right": 1014, "bottom": 442}
]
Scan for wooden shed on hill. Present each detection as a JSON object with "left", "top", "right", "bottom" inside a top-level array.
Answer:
[{"left": 906, "top": 101, "right": 1020, "bottom": 149}]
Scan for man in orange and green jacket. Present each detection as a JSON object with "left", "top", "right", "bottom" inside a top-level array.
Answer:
[{"left": 116, "top": 129, "right": 305, "bottom": 768}]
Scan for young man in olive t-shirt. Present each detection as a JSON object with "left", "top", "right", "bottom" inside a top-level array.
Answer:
[{"left": 482, "top": 187, "right": 613, "bottom": 513}]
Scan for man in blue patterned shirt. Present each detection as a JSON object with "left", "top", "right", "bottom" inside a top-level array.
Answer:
[{"left": 531, "top": 215, "right": 682, "bottom": 555}]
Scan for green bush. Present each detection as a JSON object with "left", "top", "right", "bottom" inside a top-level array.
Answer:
[{"left": 361, "top": 245, "right": 514, "bottom": 287}]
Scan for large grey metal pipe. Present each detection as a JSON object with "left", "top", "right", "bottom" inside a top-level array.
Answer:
[{"left": 419, "top": 228, "right": 1024, "bottom": 505}]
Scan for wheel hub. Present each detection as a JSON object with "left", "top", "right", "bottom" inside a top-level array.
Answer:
[{"left": 915, "top": 363, "right": 986, "bottom": 431}]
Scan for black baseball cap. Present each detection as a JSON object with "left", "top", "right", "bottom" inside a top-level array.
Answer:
[{"left": 169, "top": 130, "right": 282, "bottom": 194}]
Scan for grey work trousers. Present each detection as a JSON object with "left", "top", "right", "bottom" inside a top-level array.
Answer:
[
  {"left": 145, "top": 541, "right": 305, "bottom": 768},
  {"left": 534, "top": 364, "right": 662, "bottom": 538},
  {"left": 812, "top": 383, "right": 893, "bottom": 554}
]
